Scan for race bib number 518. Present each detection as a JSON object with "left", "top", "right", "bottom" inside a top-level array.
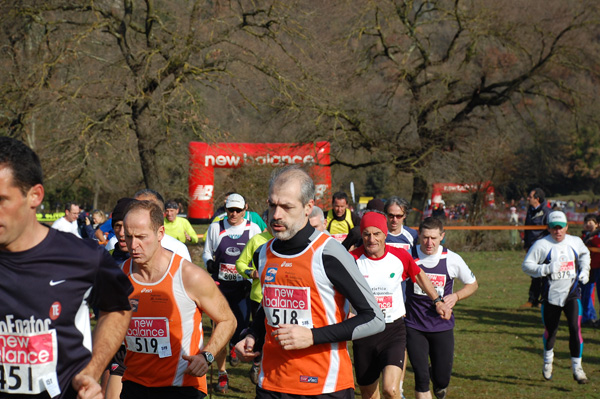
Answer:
[{"left": 263, "top": 285, "right": 313, "bottom": 328}]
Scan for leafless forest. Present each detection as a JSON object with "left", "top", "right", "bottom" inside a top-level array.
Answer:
[{"left": 1, "top": 0, "right": 599, "bottom": 217}]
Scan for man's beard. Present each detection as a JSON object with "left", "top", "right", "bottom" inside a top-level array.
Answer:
[{"left": 270, "top": 218, "right": 304, "bottom": 241}]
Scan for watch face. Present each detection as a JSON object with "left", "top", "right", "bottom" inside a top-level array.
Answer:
[{"left": 203, "top": 351, "right": 214, "bottom": 364}]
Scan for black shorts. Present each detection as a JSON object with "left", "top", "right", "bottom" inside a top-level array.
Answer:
[
  {"left": 107, "top": 344, "right": 127, "bottom": 376},
  {"left": 256, "top": 386, "right": 354, "bottom": 399},
  {"left": 352, "top": 318, "right": 406, "bottom": 386},
  {"left": 120, "top": 380, "right": 206, "bottom": 399}
]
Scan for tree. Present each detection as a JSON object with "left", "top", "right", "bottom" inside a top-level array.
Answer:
[
  {"left": 0, "top": 0, "right": 311, "bottom": 207},
  {"left": 285, "top": 0, "right": 600, "bottom": 209}
]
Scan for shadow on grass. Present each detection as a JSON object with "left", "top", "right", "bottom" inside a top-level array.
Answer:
[
  {"left": 458, "top": 306, "right": 542, "bottom": 328},
  {"left": 452, "top": 370, "right": 574, "bottom": 392}
]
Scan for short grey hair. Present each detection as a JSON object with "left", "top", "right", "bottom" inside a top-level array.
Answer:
[
  {"left": 384, "top": 196, "right": 410, "bottom": 215},
  {"left": 309, "top": 205, "right": 325, "bottom": 221},
  {"left": 269, "top": 165, "right": 315, "bottom": 206}
]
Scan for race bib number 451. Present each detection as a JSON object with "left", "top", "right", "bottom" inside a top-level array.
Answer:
[
  {"left": 126, "top": 317, "right": 172, "bottom": 358},
  {"left": 0, "top": 330, "right": 58, "bottom": 395},
  {"left": 263, "top": 285, "right": 313, "bottom": 328}
]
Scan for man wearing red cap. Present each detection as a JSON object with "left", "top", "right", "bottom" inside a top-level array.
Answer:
[{"left": 351, "top": 212, "right": 451, "bottom": 399}]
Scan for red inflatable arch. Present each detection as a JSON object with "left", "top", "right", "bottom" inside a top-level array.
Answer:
[{"left": 188, "top": 142, "right": 332, "bottom": 223}]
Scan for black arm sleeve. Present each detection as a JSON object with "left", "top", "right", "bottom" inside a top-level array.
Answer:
[{"left": 311, "top": 241, "right": 384, "bottom": 345}]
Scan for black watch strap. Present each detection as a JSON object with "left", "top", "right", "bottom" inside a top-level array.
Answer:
[{"left": 433, "top": 295, "right": 444, "bottom": 304}]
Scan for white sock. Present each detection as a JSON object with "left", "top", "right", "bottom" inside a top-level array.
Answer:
[
  {"left": 571, "top": 357, "right": 582, "bottom": 371},
  {"left": 400, "top": 380, "right": 404, "bottom": 393},
  {"left": 219, "top": 370, "right": 227, "bottom": 376},
  {"left": 544, "top": 349, "right": 554, "bottom": 364}
]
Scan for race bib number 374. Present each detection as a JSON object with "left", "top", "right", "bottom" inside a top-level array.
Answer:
[
  {"left": 0, "top": 330, "right": 58, "bottom": 395},
  {"left": 263, "top": 285, "right": 313, "bottom": 328}
]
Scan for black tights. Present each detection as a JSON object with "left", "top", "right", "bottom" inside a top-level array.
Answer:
[
  {"left": 542, "top": 298, "right": 583, "bottom": 358},
  {"left": 406, "top": 327, "right": 454, "bottom": 393}
]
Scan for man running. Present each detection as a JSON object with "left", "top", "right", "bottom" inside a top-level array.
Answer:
[
  {"left": 236, "top": 165, "right": 384, "bottom": 399},
  {"left": 522, "top": 210, "right": 590, "bottom": 384},
  {"left": 385, "top": 197, "right": 418, "bottom": 252},
  {"left": 202, "top": 193, "right": 262, "bottom": 392},
  {"left": 405, "top": 217, "right": 478, "bottom": 399},
  {"left": 120, "top": 200, "right": 236, "bottom": 398},
  {"left": 0, "top": 137, "right": 133, "bottom": 399},
  {"left": 351, "top": 212, "right": 451, "bottom": 399}
]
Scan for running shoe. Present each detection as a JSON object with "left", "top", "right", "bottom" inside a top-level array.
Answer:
[
  {"left": 215, "top": 372, "right": 229, "bottom": 393},
  {"left": 573, "top": 366, "right": 588, "bottom": 384},
  {"left": 433, "top": 387, "right": 447, "bottom": 399},
  {"left": 542, "top": 362, "right": 552, "bottom": 380},
  {"left": 249, "top": 363, "right": 260, "bottom": 385},
  {"left": 229, "top": 346, "right": 240, "bottom": 367}
]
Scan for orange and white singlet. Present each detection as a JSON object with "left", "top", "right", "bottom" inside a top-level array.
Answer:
[
  {"left": 257, "top": 233, "right": 354, "bottom": 395},
  {"left": 122, "top": 254, "right": 206, "bottom": 393}
]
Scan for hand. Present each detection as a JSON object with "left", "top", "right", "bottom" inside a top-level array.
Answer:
[
  {"left": 206, "top": 260, "right": 217, "bottom": 274},
  {"left": 579, "top": 273, "right": 589, "bottom": 285},
  {"left": 442, "top": 293, "right": 459, "bottom": 309},
  {"left": 435, "top": 301, "right": 453, "bottom": 320},
  {"left": 272, "top": 324, "right": 313, "bottom": 350},
  {"left": 185, "top": 232, "right": 191, "bottom": 241},
  {"left": 182, "top": 354, "right": 209, "bottom": 377},
  {"left": 235, "top": 335, "right": 261, "bottom": 362},
  {"left": 548, "top": 261, "right": 562, "bottom": 275},
  {"left": 72, "top": 373, "right": 102, "bottom": 399}
]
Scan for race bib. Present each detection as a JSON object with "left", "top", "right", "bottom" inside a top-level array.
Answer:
[
  {"left": 125, "top": 317, "right": 172, "bottom": 358},
  {"left": 0, "top": 330, "right": 58, "bottom": 395},
  {"left": 331, "top": 234, "right": 347, "bottom": 243},
  {"left": 375, "top": 295, "right": 394, "bottom": 322},
  {"left": 388, "top": 242, "right": 410, "bottom": 251},
  {"left": 263, "top": 285, "right": 312, "bottom": 328},
  {"left": 218, "top": 263, "right": 244, "bottom": 282},
  {"left": 414, "top": 273, "right": 446, "bottom": 297},
  {"left": 554, "top": 260, "right": 576, "bottom": 280}
]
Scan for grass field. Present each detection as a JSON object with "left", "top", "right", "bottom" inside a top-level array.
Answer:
[{"left": 194, "top": 249, "right": 600, "bottom": 399}]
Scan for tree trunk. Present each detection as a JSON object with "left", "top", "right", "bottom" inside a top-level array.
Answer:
[
  {"left": 409, "top": 173, "right": 429, "bottom": 226},
  {"left": 132, "top": 101, "right": 162, "bottom": 191}
]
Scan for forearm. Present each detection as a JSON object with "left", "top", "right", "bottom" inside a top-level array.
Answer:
[
  {"left": 454, "top": 281, "right": 478, "bottom": 301},
  {"left": 203, "top": 318, "right": 236, "bottom": 355},
  {"left": 80, "top": 310, "right": 132, "bottom": 380}
]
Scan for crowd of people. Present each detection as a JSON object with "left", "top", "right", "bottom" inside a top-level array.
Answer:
[{"left": 3, "top": 136, "right": 597, "bottom": 399}]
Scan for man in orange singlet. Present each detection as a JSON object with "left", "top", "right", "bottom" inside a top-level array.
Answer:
[
  {"left": 236, "top": 166, "right": 385, "bottom": 399},
  {"left": 120, "top": 201, "right": 236, "bottom": 399}
]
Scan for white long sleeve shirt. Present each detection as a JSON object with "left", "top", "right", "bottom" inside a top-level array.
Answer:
[{"left": 522, "top": 234, "right": 590, "bottom": 306}]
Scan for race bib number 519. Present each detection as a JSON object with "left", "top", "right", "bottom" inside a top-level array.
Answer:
[
  {"left": 126, "top": 317, "right": 172, "bottom": 358},
  {"left": 263, "top": 285, "right": 313, "bottom": 328}
]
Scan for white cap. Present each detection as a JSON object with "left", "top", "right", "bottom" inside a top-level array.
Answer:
[
  {"left": 225, "top": 193, "right": 245, "bottom": 209},
  {"left": 548, "top": 211, "right": 567, "bottom": 228}
]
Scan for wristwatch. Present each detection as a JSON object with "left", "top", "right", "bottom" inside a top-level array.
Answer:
[
  {"left": 201, "top": 351, "right": 215, "bottom": 365},
  {"left": 433, "top": 295, "right": 445, "bottom": 304}
]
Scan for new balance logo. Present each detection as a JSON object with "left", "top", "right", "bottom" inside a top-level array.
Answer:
[{"left": 192, "top": 185, "right": 214, "bottom": 201}]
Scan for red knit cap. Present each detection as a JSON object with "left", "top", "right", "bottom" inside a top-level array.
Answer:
[{"left": 360, "top": 212, "right": 388, "bottom": 236}]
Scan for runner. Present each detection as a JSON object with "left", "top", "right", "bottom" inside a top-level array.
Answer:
[
  {"left": 351, "top": 212, "right": 451, "bottom": 399},
  {"left": 202, "top": 193, "right": 262, "bottom": 392},
  {"left": 235, "top": 165, "right": 384, "bottom": 399},
  {"left": 522, "top": 210, "right": 590, "bottom": 384},
  {"left": 405, "top": 217, "right": 478, "bottom": 399},
  {"left": 120, "top": 200, "right": 236, "bottom": 398},
  {"left": 0, "top": 137, "right": 133, "bottom": 399}
]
